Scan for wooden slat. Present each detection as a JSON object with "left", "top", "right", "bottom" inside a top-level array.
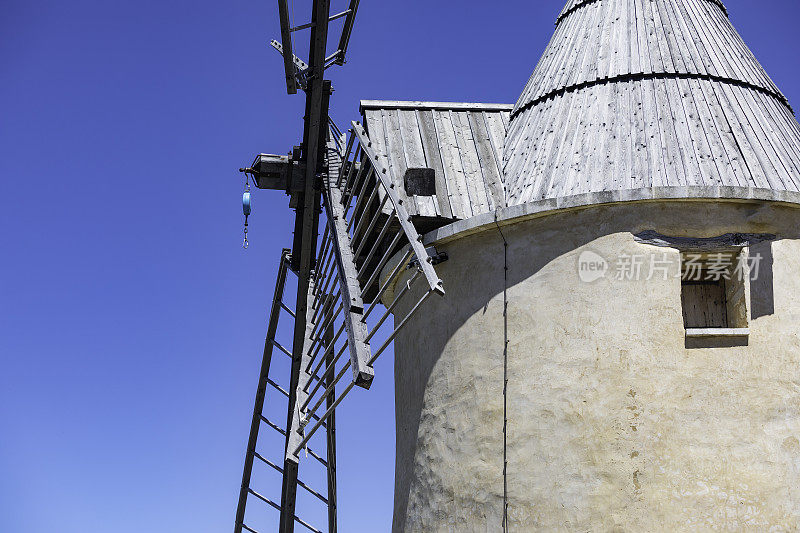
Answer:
[
  {"left": 416, "top": 109, "right": 454, "bottom": 220},
  {"left": 468, "top": 112, "right": 505, "bottom": 209},
  {"left": 433, "top": 109, "right": 472, "bottom": 220},
  {"left": 381, "top": 109, "right": 416, "bottom": 216},
  {"left": 361, "top": 100, "right": 514, "bottom": 112},
  {"left": 450, "top": 111, "right": 491, "bottom": 212},
  {"left": 363, "top": 109, "right": 393, "bottom": 213},
  {"left": 398, "top": 109, "right": 438, "bottom": 217}
]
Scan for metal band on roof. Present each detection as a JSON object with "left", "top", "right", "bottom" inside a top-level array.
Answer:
[
  {"left": 555, "top": 0, "right": 728, "bottom": 26},
  {"left": 510, "top": 71, "right": 794, "bottom": 122}
]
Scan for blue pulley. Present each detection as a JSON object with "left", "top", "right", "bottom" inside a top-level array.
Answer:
[{"left": 242, "top": 191, "right": 252, "bottom": 216}]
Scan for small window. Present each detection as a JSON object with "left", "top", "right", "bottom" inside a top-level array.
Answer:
[
  {"left": 680, "top": 250, "right": 749, "bottom": 334},
  {"left": 681, "top": 277, "right": 728, "bottom": 328}
]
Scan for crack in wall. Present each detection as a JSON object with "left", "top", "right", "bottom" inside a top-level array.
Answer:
[{"left": 496, "top": 214, "right": 510, "bottom": 531}]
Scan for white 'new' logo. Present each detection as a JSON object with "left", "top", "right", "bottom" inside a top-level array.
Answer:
[{"left": 578, "top": 250, "right": 608, "bottom": 283}]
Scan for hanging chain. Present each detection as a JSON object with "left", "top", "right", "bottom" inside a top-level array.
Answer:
[{"left": 242, "top": 176, "right": 251, "bottom": 249}]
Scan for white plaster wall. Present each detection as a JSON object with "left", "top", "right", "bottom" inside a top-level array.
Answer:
[{"left": 391, "top": 200, "right": 800, "bottom": 532}]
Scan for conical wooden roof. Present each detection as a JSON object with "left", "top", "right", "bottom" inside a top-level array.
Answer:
[{"left": 503, "top": 0, "right": 800, "bottom": 206}]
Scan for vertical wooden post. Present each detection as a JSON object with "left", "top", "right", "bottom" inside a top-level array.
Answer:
[
  {"left": 280, "top": 1, "right": 331, "bottom": 530},
  {"left": 324, "top": 294, "right": 338, "bottom": 533}
]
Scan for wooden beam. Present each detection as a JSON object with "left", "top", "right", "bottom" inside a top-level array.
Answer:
[
  {"left": 335, "top": 0, "right": 360, "bottom": 65},
  {"left": 280, "top": 1, "right": 331, "bottom": 530},
  {"left": 633, "top": 231, "right": 775, "bottom": 250},
  {"left": 322, "top": 137, "right": 374, "bottom": 388},
  {"left": 277, "top": 0, "right": 298, "bottom": 94},
  {"left": 360, "top": 100, "right": 514, "bottom": 112}
]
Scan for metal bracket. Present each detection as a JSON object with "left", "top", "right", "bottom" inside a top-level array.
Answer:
[
  {"left": 270, "top": 39, "right": 310, "bottom": 90},
  {"left": 409, "top": 246, "right": 449, "bottom": 269}
]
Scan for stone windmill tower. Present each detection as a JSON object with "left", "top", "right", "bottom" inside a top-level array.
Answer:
[
  {"left": 383, "top": 0, "right": 800, "bottom": 530},
  {"left": 234, "top": 0, "right": 800, "bottom": 531}
]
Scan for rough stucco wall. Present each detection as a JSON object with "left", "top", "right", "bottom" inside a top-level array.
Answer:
[{"left": 391, "top": 200, "right": 800, "bottom": 532}]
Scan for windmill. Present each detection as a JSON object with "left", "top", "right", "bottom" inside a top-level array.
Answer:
[
  {"left": 233, "top": 2, "right": 446, "bottom": 531},
  {"left": 234, "top": 0, "right": 800, "bottom": 530}
]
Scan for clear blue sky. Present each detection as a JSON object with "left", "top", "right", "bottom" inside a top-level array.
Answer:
[{"left": 1, "top": 1, "right": 798, "bottom": 531}]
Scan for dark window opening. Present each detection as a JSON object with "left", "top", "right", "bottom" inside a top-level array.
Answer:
[
  {"left": 681, "top": 279, "right": 729, "bottom": 328},
  {"left": 679, "top": 250, "right": 749, "bottom": 331}
]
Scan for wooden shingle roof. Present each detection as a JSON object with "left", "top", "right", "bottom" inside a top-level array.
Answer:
[
  {"left": 504, "top": 0, "right": 800, "bottom": 207},
  {"left": 360, "top": 101, "right": 512, "bottom": 222}
]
